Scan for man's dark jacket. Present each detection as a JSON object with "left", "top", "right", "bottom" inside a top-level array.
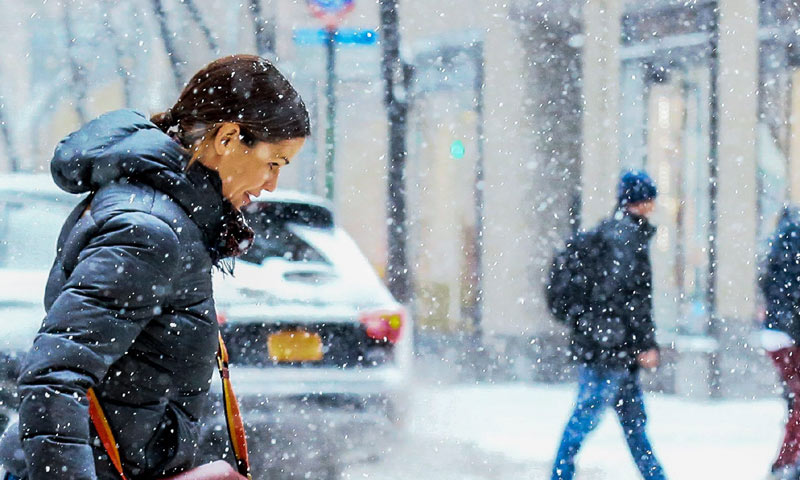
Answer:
[
  {"left": 570, "top": 209, "right": 659, "bottom": 368},
  {"left": 0, "top": 110, "right": 232, "bottom": 479},
  {"left": 761, "top": 208, "right": 800, "bottom": 343}
]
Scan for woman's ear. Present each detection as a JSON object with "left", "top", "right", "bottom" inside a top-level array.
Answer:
[{"left": 214, "top": 123, "right": 241, "bottom": 156}]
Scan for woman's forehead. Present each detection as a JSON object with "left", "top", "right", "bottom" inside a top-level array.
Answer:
[
  {"left": 270, "top": 138, "right": 304, "bottom": 154},
  {"left": 254, "top": 138, "right": 303, "bottom": 157}
]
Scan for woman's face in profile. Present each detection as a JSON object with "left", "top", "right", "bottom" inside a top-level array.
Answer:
[{"left": 205, "top": 125, "right": 305, "bottom": 209}]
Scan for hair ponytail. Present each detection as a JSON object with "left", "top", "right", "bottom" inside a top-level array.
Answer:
[{"left": 150, "top": 109, "right": 176, "bottom": 133}]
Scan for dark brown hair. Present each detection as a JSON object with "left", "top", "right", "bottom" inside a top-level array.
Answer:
[{"left": 151, "top": 54, "right": 311, "bottom": 148}]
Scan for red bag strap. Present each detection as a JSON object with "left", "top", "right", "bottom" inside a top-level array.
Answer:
[
  {"left": 87, "top": 334, "right": 252, "bottom": 480},
  {"left": 216, "top": 333, "right": 252, "bottom": 479},
  {"left": 87, "top": 388, "right": 130, "bottom": 480}
]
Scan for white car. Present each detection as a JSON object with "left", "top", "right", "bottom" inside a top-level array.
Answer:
[
  {"left": 205, "top": 192, "right": 412, "bottom": 477},
  {"left": 213, "top": 191, "right": 412, "bottom": 401}
]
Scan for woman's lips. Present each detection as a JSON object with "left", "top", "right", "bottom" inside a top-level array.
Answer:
[{"left": 241, "top": 191, "right": 258, "bottom": 206}]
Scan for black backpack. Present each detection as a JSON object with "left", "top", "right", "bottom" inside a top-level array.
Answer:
[{"left": 545, "top": 230, "right": 601, "bottom": 324}]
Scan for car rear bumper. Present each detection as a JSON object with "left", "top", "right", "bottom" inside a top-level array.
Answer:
[{"left": 216, "top": 364, "right": 408, "bottom": 400}]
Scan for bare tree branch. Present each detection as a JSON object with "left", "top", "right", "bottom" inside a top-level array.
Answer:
[
  {"left": 179, "top": 0, "right": 220, "bottom": 55},
  {"left": 102, "top": 10, "right": 133, "bottom": 107},
  {"left": 151, "top": 0, "right": 187, "bottom": 93},
  {"left": 63, "top": 1, "right": 89, "bottom": 124},
  {"left": 248, "top": 0, "right": 274, "bottom": 57},
  {"left": 0, "top": 92, "right": 20, "bottom": 172}
]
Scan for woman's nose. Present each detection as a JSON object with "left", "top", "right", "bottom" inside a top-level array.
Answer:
[{"left": 262, "top": 176, "right": 278, "bottom": 192}]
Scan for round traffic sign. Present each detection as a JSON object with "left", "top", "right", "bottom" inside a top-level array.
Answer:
[{"left": 307, "top": 0, "right": 354, "bottom": 29}]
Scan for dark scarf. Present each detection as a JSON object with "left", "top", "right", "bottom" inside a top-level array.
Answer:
[
  {"left": 212, "top": 198, "right": 255, "bottom": 269},
  {"left": 169, "top": 158, "right": 255, "bottom": 269}
]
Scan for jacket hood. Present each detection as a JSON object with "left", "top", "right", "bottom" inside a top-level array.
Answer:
[
  {"left": 51, "top": 109, "right": 231, "bottom": 253},
  {"left": 52, "top": 109, "right": 191, "bottom": 194}
]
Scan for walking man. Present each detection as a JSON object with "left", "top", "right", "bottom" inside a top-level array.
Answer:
[{"left": 550, "top": 170, "right": 666, "bottom": 480}]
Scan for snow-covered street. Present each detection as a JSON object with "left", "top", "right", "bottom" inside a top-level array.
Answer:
[{"left": 344, "top": 383, "right": 784, "bottom": 479}]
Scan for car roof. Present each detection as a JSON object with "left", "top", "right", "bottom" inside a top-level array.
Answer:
[
  {"left": 245, "top": 190, "right": 335, "bottom": 229},
  {"left": 253, "top": 189, "right": 333, "bottom": 211}
]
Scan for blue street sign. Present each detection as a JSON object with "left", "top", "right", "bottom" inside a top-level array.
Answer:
[{"left": 293, "top": 28, "right": 379, "bottom": 46}]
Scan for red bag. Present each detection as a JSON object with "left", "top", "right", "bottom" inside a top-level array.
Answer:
[{"left": 88, "top": 334, "right": 252, "bottom": 480}]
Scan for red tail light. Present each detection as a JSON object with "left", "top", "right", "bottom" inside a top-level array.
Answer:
[
  {"left": 359, "top": 309, "right": 405, "bottom": 343},
  {"left": 216, "top": 311, "right": 228, "bottom": 326}
]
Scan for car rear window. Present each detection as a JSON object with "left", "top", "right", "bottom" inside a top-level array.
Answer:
[
  {"left": 243, "top": 201, "right": 334, "bottom": 228},
  {"left": 240, "top": 202, "right": 332, "bottom": 265}
]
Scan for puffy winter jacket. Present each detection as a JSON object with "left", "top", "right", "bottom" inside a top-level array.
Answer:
[
  {"left": 761, "top": 208, "right": 800, "bottom": 343},
  {"left": 0, "top": 110, "right": 234, "bottom": 479},
  {"left": 570, "top": 209, "right": 659, "bottom": 368}
]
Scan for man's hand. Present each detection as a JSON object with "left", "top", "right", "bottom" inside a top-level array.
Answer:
[{"left": 637, "top": 348, "right": 660, "bottom": 369}]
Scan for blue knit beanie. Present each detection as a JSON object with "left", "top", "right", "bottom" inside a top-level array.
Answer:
[{"left": 617, "top": 170, "right": 657, "bottom": 206}]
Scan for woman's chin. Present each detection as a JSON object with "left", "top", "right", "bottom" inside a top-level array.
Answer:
[{"left": 236, "top": 195, "right": 250, "bottom": 209}]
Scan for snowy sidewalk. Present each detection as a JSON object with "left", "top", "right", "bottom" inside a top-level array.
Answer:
[{"left": 399, "top": 383, "right": 785, "bottom": 479}]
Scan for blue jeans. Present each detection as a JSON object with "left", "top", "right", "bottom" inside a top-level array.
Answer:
[
  {"left": 551, "top": 365, "right": 666, "bottom": 480},
  {"left": 4, "top": 474, "right": 20, "bottom": 480}
]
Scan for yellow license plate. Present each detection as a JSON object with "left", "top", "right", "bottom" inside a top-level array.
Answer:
[{"left": 268, "top": 330, "right": 323, "bottom": 363}]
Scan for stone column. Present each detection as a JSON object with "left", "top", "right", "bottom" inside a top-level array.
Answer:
[
  {"left": 581, "top": 0, "right": 622, "bottom": 227},
  {"left": 479, "top": 4, "right": 535, "bottom": 338},
  {"left": 714, "top": 0, "right": 758, "bottom": 322},
  {"left": 518, "top": 14, "right": 582, "bottom": 335}
]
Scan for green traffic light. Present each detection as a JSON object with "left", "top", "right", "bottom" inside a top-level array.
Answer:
[{"left": 450, "top": 140, "right": 465, "bottom": 159}]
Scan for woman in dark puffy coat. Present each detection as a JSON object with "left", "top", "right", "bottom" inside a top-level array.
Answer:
[{"left": 0, "top": 54, "right": 310, "bottom": 480}]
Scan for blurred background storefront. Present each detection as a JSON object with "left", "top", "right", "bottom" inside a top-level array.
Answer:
[
  {"left": 573, "top": 0, "right": 800, "bottom": 395},
  {"left": 2, "top": 0, "right": 799, "bottom": 394}
]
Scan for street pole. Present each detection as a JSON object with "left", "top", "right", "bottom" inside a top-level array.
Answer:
[
  {"left": 471, "top": 43, "right": 486, "bottom": 335},
  {"left": 707, "top": 4, "right": 721, "bottom": 396},
  {"left": 325, "top": 28, "right": 337, "bottom": 201},
  {"left": 379, "top": 0, "right": 411, "bottom": 304},
  {"left": 306, "top": 0, "right": 351, "bottom": 201}
]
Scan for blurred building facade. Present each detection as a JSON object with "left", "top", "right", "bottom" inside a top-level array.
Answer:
[
  {"left": 2, "top": 0, "right": 798, "bottom": 392},
  {"left": 0, "top": 0, "right": 541, "bottom": 357}
]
